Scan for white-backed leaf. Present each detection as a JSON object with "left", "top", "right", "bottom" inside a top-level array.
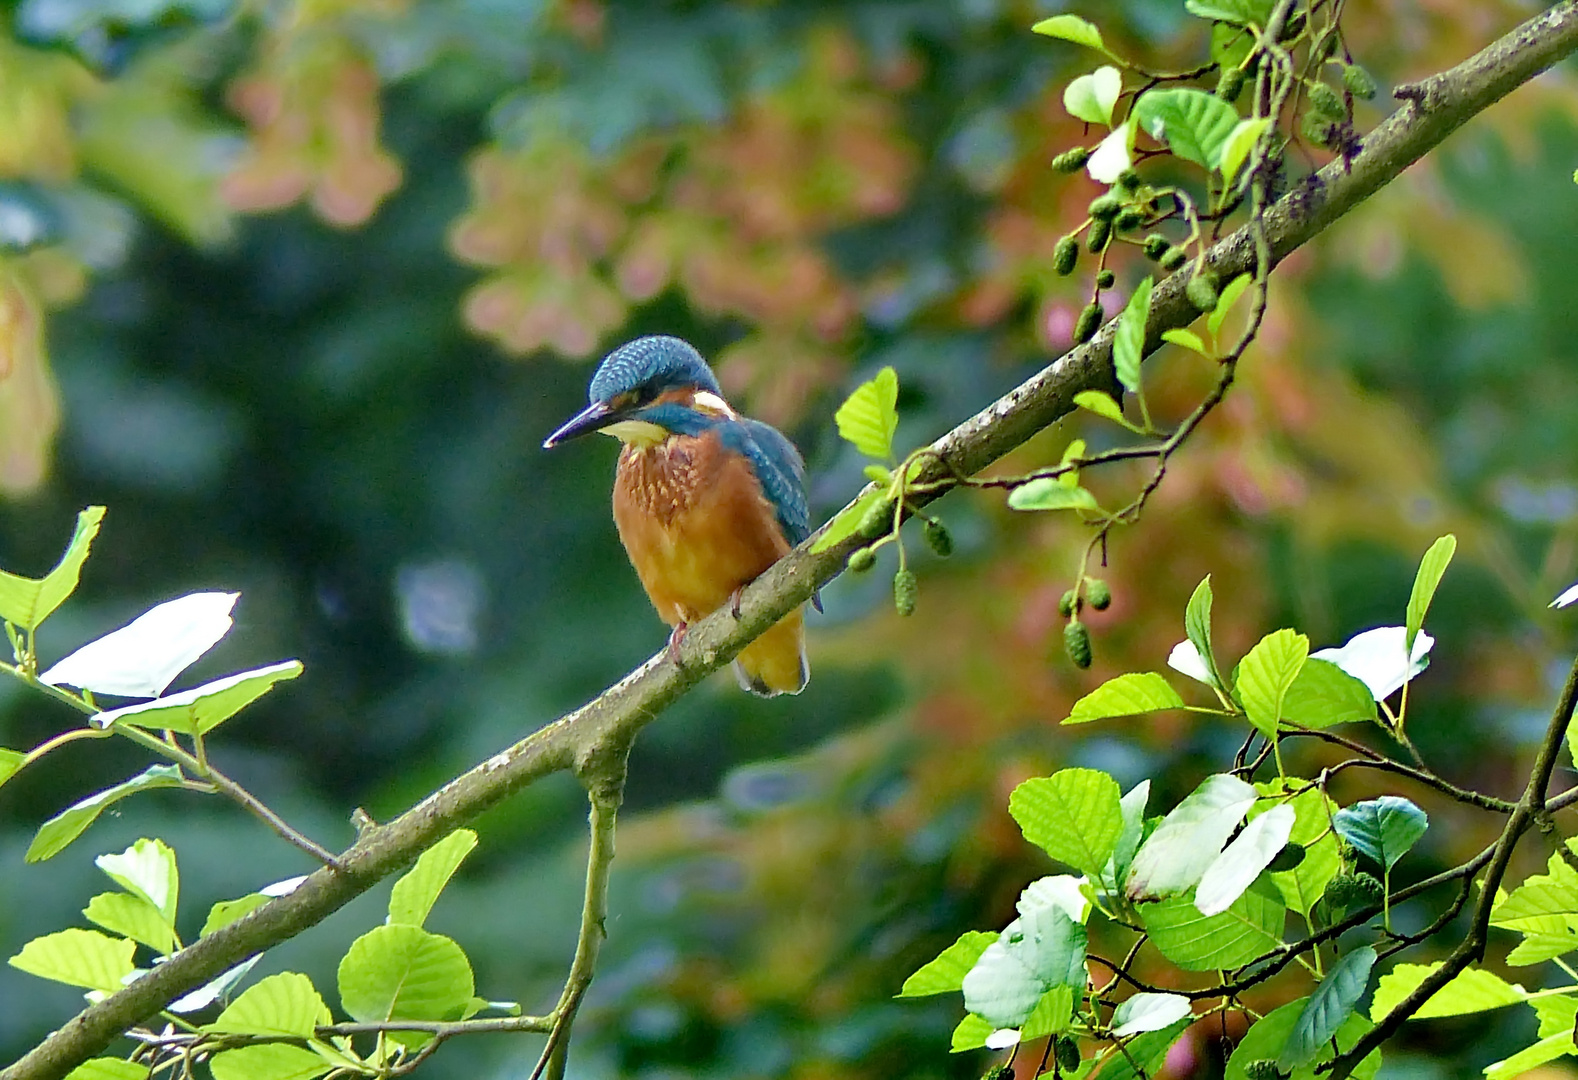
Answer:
[
  {"left": 1195, "top": 803, "right": 1295, "bottom": 916},
  {"left": 1111, "top": 992, "right": 1193, "bottom": 1037},
  {"left": 1126, "top": 774, "right": 1255, "bottom": 900},
  {"left": 1312, "top": 626, "right": 1432, "bottom": 701},
  {"left": 1087, "top": 120, "right": 1134, "bottom": 183},
  {"left": 41, "top": 592, "right": 238, "bottom": 698}
]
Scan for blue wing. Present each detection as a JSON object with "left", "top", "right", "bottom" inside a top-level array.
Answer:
[{"left": 724, "top": 419, "right": 809, "bottom": 547}]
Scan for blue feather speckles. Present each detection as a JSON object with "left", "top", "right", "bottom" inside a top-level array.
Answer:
[
  {"left": 734, "top": 419, "right": 809, "bottom": 546},
  {"left": 589, "top": 335, "right": 722, "bottom": 403}
]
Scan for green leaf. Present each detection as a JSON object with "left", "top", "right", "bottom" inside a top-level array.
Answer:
[
  {"left": 1092, "top": 1020, "right": 1191, "bottom": 1080},
  {"left": 949, "top": 1012, "right": 993, "bottom": 1052},
  {"left": 1113, "top": 277, "right": 1154, "bottom": 395},
  {"left": 1186, "top": 0, "right": 1274, "bottom": 26},
  {"left": 811, "top": 488, "right": 889, "bottom": 553},
  {"left": 1369, "top": 963, "right": 1527, "bottom": 1022},
  {"left": 1484, "top": 1035, "right": 1576, "bottom": 1080},
  {"left": 1508, "top": 931, "right": 1578, "bottom": 965},
  {"left": 0, "top": 506, "right": 105, "bottom": 631},
  {"left": 1127, "top": 773, "right": 1256, "bottom": 901},
  {"left": 1207, "top": 273, "right": 1254, "bottom": 337},
  {"left": 1535, "top": 994, "right": 1578, "bottom": 1039},
  {"left": 1007, "top": 478, "right": 1100, "bottom": 512},
  {"left": 63, "top": 1060, "right": 149, "bottom": 1080},
  {"left": 1134, "top": 89, "right": 1241, "bottom": 171},
  {"left": 1065, "top": 672, "right": 1187, "bottom": 725},
  {"left": 1211, "top": 22, "right": 1256, "bottom": 71},
  {"left": 1161, "top": 328, "right": 1208, "bottom": 355},
  {"left": 1226, "top": 998, "right": 1382, "bottom": 1080},
  {"left": 97, "top": 661, "right": 304, "bottom": 736},
  {"left": 1236, "top": 628, "right": 1309, "bottom": 737},
  {"left": 1021, "top": 985, "right": 1076, "bottom": 1039},
  {"left": 1253, "top": 782, "right": 1341, "bottom": 917},
  {"left": 1030, "top": 14, "right": 1109, "bottom": 55},
  {"left": 1333, "top": 796, "right": 1428, "bottom": 871},
  {"left": 338, "top": 924, "right": 475, "bottom": 1045},
  {"left": 208, "top": 972, "right": 330, "bottom": 1039},
  {"left": 96, "top": 837, "right": 178, "bottom": 922},
  {"left": 1073, "top": 390, "right": 1139, "bottom": 431},
  {"left": 202, "top": 894, "right": 271, "bottom": 937},
  {"left": 84, "top": 893, "right": 177, "bottom": 955},
  {"left": 1064, "top": 66, "right": 1122, "bottom": 127},
  {"left": 1009, "top": 768, "right": 1124, "bottom": 875},
  {"left": 898, "top": 930, "right": 996, "bottom": 997},
  {"left": 389, "top": 829, "right": 477, "bottom": 928},
  {"left": 1281, "top": 658, "right": 1378, "bottom": 730},
  {"left": 0, "top": 747, "right": 25, "bottom": 791},
  {"left": 1406, "top": 535, "right": 1457, "bottom": 653},
  {"left": 1279, "top": 947, "right": 1376, "bottom": 1070},
  {"left": 1141, "top": 877, "right": 1285, "bottom": 970},
  {"left": 1184, "top": 576, "right": 1224, "bottom": 690},
  {"left": 26, "top": 765, "right": 187, "bottom": 863},
  {"left": 209, "top": 1045, "right": 332, "bottom": 1080},
  {"left": 8, "top": 928, "right": 136, "bottom": 991},
  {"left": 1219, "top": 120, "right": 1270, "bottom": 186},
  {"left": 834, "top": 366, "right": 899, "bottom": 460},
  {"left": 862, "top": 464, "right": 891, "bottom": 483}
]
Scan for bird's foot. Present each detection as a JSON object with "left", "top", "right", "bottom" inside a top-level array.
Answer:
[
  {"left": 729, "top": 587, "right": 744, "bottom": 620},
  {"left": 665, "top": 622, "right": 690, "bottom": 666}
]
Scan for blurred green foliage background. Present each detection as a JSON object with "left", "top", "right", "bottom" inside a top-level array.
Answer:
[{"left": 1, "top": 0, "right": 1577, "bottom": 1077}]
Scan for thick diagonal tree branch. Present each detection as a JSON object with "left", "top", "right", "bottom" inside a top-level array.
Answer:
[{"left": 7, "top": 5, "right": 1577, "bottom": 1078}]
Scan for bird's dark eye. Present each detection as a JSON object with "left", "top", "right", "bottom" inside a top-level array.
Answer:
[{"left": 633, "top": 384, "right": 660, "bottom": 406}]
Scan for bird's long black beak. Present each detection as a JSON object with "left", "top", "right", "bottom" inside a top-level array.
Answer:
[{"left": 543, "top": 401, "right": 617, "bottom": 449}]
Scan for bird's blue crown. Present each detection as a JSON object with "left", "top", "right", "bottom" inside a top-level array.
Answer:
[{"left": 588, "top": 335, "right": 722, "bottom": 404}]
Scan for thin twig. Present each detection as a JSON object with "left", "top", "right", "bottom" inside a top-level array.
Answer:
[{"left": 1327, "top": 650, "right": 1578, "bottom": 1079}]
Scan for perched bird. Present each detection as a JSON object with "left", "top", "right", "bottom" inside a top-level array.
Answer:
[{"left": 543, "top": 335, "right": 811, "bottom": 696}]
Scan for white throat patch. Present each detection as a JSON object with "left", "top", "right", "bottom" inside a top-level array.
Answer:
[{"left": 691, "top": 390, "right": 738, "bottom": 419}]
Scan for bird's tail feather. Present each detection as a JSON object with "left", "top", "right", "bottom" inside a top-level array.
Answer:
[{"left": 733, "top": 609, "right": 808, "bottom": 697}]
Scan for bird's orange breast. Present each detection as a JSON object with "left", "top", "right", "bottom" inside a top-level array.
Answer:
[{"left": 612, "top": 430, "right": 791, "bottom": 626}]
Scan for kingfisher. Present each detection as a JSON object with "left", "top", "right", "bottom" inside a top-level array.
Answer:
[{"left": 543, "top": 335, "right": 811, "bottom": 696}]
